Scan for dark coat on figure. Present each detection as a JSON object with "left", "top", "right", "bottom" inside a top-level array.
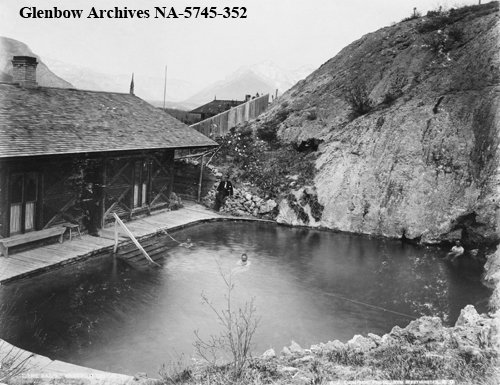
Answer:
[
  {"left": 217, "top": 180, "right": 234, "bottom": 198},
  {"left": 81, "top": 186, "right": 99, "bottom": 235},
  {"left": 214, "top": 180, "right": 233, "bottom": 211}
]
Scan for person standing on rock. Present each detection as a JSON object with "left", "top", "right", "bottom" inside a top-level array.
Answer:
[
  {"left": 214, "top": 174, "right": 234, "bottom": 211},
  {"left": 446, "top": 240, "right": 465, "bottom": 260}
]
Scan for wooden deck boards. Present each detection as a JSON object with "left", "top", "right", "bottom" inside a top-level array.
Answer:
[
  {"left": 0, "top": 203, "right": 241, "bottom": 284},
  {"left": 16, "top": 249, "right": 67, "bottom": 263}
]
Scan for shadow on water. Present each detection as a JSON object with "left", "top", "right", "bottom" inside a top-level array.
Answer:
[{"left": 0, "top": 222, "right": 491, "bottom": 376}]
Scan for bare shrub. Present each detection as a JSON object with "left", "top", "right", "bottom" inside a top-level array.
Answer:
[
  {"left": 193, "top": 261, "right": 260, "bottom": 379},
  {"left": 344, "top": 84, "right": 374, "bottom": 117}
]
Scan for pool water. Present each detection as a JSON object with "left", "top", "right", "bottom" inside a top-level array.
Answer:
[{"left": 0, "top": 222, "right": 491, "bottom": 376}]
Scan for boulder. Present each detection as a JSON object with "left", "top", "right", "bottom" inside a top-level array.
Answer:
[
  {"left": 259, "top": 199, "right": 277, "bottom": 214},
  {"left": 281, "top": 346, "right": 292, "bottom": 356},
  {"left": 133, "top": 373, "right": 148, "bottom": 381},
  {"left": 261, "top": 348, "right": 276, "bottom": 359},
  {"left": 450, "top": 324, "right": 492, "bottom": 349},
  {"left": 327, "top": 340, "right": 345, "bottom": 351},
  {"left": 401, "top": 316, "right": 445, "bottom": 343},
  {"left": 367, "top": 333, "right": 382, "bottom": 345},
  {"left": 314, "top": 340, "right": 346, "bottom": 353},
  {"left": 289, "top": 340, "right": 303, "bottom": 353},
  {"left": 292, "top": 355, "right": 315, "bottom": 363},
  {"left": 347, "top": 334, "right": 377, "bottom": 352},
  {"left": 455, "top": 305, "right": 484, "bottom": 327},
  {"left": 132, "top": 372, "right": 161, "bottom": 385}
]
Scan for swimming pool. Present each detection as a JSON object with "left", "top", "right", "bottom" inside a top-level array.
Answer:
[{"left": 0, "top": 221, "right": 491, "bottom": 376}]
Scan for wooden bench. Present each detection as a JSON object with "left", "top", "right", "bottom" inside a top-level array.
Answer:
[{"left": 0, "top": 226, "right": 66, "bottom": 258}]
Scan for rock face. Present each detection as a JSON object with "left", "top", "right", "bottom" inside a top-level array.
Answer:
[{"left": 261, "top": 3, "right": 500, "bottom": 245}]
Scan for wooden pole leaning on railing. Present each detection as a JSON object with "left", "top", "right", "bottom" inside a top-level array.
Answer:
[{"left": 112, "top": 213, "right": 161, "bottom": 267}]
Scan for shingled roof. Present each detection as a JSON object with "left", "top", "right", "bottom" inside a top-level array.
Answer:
[{"left": 0, "top": 83, "right": 217, "bottom": 159}]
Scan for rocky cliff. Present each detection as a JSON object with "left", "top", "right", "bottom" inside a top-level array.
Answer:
[{"left": 260, "top": 3, "right": 499, "bottom": 246}]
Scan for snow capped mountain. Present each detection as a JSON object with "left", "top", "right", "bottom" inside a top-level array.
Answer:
[
  {"left": 183, "top": 61, "right": 316, "bottom": 106},
  {"left": 42, "top": 56, "right": 199, "bottom": 104},
  {"left": 229, "top": 60, "right": 315, "bottom": 93},
  {"left": 0, "top": 38, "right": 315, "bottom": 111}
]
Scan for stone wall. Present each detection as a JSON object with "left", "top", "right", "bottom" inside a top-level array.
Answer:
[{"left": 202, "top": 181, "right": 278, "bottom": 219}]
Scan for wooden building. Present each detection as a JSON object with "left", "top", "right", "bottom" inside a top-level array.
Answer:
[
  {"left": 0, "top": 56, "right": 217, "bottom": 239},
  {"left": 190, "top": 97, "right": 244, "bottom": 121}
]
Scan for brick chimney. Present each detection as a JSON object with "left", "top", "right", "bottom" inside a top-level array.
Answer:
[{"left": 11, "top": 56, "right": 38, "bottom": 87}]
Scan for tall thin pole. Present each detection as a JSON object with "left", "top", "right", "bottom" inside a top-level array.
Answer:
[
  {"left": 163, "top": 65, "right": 167, "bottom": 110},
  {"left": 197, "top": 155, "right": 205, "bottom": 203}
]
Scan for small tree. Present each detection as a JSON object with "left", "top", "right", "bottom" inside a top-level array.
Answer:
[{"left": 193, "top": 260, "right": 260, "bottom": 379}]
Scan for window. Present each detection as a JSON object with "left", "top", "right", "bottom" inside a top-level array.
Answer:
[
  {"left": 10, "top": 172, "right": 38, "bottom": 234},
  {"left": 133, "top": 161, "right": 149, "bottom": 208}
]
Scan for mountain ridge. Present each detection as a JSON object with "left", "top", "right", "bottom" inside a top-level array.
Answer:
[
  {"left": 181, "top": 61, "right": 315, "bottom": 106},
  {"left": 0, "top": 37, "right": 74, "bottom": 88}
]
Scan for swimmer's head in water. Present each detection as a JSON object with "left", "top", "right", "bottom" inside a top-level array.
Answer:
[{"left": 241, "top": 253, "right": 248, "bottom": 262}]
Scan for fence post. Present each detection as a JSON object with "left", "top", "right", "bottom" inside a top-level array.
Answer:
[
  {"left": 197, "top": 155, "right": 205, "bottom": 203},
  {"left": 114, "top": 219, "right": 118, "bottom": 253}
]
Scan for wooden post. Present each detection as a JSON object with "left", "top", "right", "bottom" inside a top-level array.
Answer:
[
  {"left": 114, "top": 219, "right": 118, "bottom": 254},
  {"left": 0, "top": 166, "right": 7, "bottom": 238},
  {"left": 100, "top": 158, "right": 107, "bottom": 228},
  {"left": 197, "top": 155, "right": 205, "bottom": 203}
]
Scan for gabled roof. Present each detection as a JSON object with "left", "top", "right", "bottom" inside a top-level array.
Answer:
[{"left": 0, "top": 83, "right": 217, "bottom": 159}]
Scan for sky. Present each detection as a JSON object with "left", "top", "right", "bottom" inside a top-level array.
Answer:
[{"left": 0, "top": 0, "right": 487, "bottom": 88}]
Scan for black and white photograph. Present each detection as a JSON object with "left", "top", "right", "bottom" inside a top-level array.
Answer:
[{"left": 0, "top": 0, "right": 499, "bottom": 384}]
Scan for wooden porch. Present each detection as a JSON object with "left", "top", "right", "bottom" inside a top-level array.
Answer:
[{"left": 0, "top": 202, "right": 242, "bottom": 284}]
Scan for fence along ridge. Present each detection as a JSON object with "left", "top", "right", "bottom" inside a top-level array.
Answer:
[{"left": 190, "top": 94, "right": 270, "bottom": 138}]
